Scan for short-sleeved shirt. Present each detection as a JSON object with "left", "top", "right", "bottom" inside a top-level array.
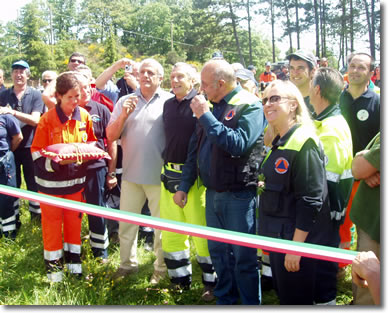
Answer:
[
  {"left": 339, "top": 87, "right": 380, "bottom": 155},
  {"left": 162, "top": 88, "right": 197, "bottom": 164},
  {"left": 108, "top": 88, "right": 174, "bottom": 185},
  {"left": 0, "top": 114, "right": 21, "bottom": 154},
  {"left": 0, "top": 86, "right": 45, "bottom": 148},
  {"left": 83, "top": 100, "right": 111, "bottom": 170},
  {"left": 350, "top": 132, "right": 380, "bottom": 243}
]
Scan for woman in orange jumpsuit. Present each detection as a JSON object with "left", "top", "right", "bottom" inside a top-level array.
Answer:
[{"left": 31, "top": 72, "right": 96, "bottom": 282}]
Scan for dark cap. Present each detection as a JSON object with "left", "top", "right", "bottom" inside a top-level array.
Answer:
[
  {"left": 265, "top": 61, "right": 271, "bottom": 66},
  {"left": 235, "top": 68, "right": 258, "bottom": 84},
  {"left": 212, "top": 51, "right": 223, "bottom": 59},
  {"left": 286, "top": 49, "right": 317, "bottom": 68},
  {"left": 247, "top": 65, "right": 256, "bottom": 71},
  {"left": 12, "top": 60, "right": 30, "bottom": 69}
]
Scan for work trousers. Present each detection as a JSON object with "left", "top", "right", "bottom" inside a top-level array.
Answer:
[
  {"left": 40, "top": 190, "right": 84, "bottom": 282},
  {"left": 206, "top": 188, "right": 260, "bottom": 305},
  {"left": 84, "top": 167, "right": 109, "bottom": 259},
  {"left": 0, "top": 151, "right": 17, "bottom": 238},
  {"left": 118, "top": 180, "right": 166, "bottom": 272},
  {"left": 160, "top": 172, "right": 216, "bottom": 288}
]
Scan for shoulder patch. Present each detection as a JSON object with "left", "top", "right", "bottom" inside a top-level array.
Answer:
[
  {"left": 225, "top": 109, "right": 236, "bottom": 121},
  {"left": 274, "top": 157, "right": 289, "bottom": 174}
]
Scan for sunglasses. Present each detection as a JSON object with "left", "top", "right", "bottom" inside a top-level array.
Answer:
[
  {"left": 42, "top": 79, "right": 52, "bottom": 83},
  {"left": 262, "top": 95, "right": 294, "bottom": 106},
  {"left": 70, "top": 59, "right": 84, "bottom": 64}
]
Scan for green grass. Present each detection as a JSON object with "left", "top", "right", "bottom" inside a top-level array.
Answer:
[{"left": 0, "top": 201, "right": 354, "bottom": 305}]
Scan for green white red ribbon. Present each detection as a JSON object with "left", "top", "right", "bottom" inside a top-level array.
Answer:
[{"left": 0, "top": 185, "right": 358, "bottom": 264}]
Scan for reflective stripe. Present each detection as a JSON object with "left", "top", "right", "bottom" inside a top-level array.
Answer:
[
  {"left": 89, "top": 229, "right": 109, "bottom": 241},
  {"left": 66, "top": 263, "right": 82, "bottom": 274},
  {"left": 261, "top": 264, "right": 272, "bottom": 277},
  {"left": 29, "top": 202, "right": 41, "bottom": 214},
  {"left": 13, "top": 199, "right": 19, "bottom": 207},
  {"left": 203, "top": 272, "right": 217, "bottom": 283},
  {"left": 31, "top": 150, "right": 42, "bottom": 161},
  {"left": 168, "top": 264, "right": 192, "bottom": 278},
  {"left": 341, "top": 169, "right": 353, "bottom": 180},
  {"left": 1, "top": 215, "right": 16, "bottom": 224},
  {"left": 89, "top": 240, "right": 109, "bottom": 249},
  {"left": 64, "top": 242, "right": 81, "bottom": 254},
  {"left": 45, "top": 158, "right": 54, "bottom": 172},
  {"left": 44, "top": 249, "right": 63, "bottom": 261},
  {"left": 326, "top": 171, "right": 340, "bottom": 183},
  {"left": 330, "top": 209, "right": 345, "bottom": 221},
  {"left": 35, "top": 176, "right": 86, "bottom": 188},
  {"left": 196, "top": 255, "right": 212, "bottom": 265},
  {"left": 47, "top": 271, "right": 63, "bottom": 282},
  {"left": 164, "top": 249, "right": 190, "bottom": 261},
  {"left": 2, "top": 224, "right": 16, "bottom": 232},
  {"left": 115, "top": 168, "right": 123, "bottom": 174}
]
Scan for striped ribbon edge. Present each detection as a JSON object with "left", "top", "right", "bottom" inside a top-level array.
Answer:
[{"left": 0, "top": 185, "right": 358, "bottom": 264}]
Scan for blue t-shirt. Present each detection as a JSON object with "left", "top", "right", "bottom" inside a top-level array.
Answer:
[{"left": 0, "top": 114, "right": 21, "bottom": 154}]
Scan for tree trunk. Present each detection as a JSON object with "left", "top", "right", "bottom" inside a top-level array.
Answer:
[
  {"left": 350, "top": 0, "right": 354, "bottom": 51},
  {"left": 284, "top": 0, "right": 293, "bottom": 52},
  {"left": 247, "top": 0, "right": 253, "bottom": 64},
  {"left": 363, "top": 0, "right": 376, "bottom": 59},
  {"left": 271, "top": 0, "right": 275, "bottom": 61},
  {"left": 295, "top": 0, "right": 300, "bottom": 49},
  {"left": 314, "top": 0, "right": 320, "bottom": 56},
  {"left": 228, "top": 0, "right": 245, "bottom": 66}
]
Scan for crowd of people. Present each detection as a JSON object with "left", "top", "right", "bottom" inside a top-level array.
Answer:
[{"left": 0, "top": 48, "right": 380, "bottom": 305}]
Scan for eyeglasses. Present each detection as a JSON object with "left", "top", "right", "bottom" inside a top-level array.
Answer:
[
  {"left": 262, "top": 95, "right": 294, "bottom": 106},
  {"left": 42, "top": 79, "right": 52, "bottom": 83},
  {"left": 70, "top": 59, "right": 84, "bottom": 64}
]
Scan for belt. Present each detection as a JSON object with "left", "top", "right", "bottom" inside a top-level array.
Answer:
[{"left": 165, "top": 162, "right": 183, "bottom": 172}]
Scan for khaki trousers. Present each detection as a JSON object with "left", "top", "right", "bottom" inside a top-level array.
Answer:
[{"left": 118, "top": 180, "right": 166, "bottom": 272}]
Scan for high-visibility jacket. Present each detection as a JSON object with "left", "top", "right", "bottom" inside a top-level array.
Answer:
[
  {"left": 31, "top": 105, "right": 96, "bottom": 195},
  {"left": 313, "top": 105, "right": 354, "bottom": 223}
]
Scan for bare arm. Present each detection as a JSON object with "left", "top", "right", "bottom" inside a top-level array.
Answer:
[
  {"left": 10, "top": 133, "right": 23, "bottom": 151},
  {"left": 95, "top": 58, "right": 132, "bottom": 90},
  {"left": 352, "top": 150, "right": 378, "bottom": 180},
  {"left": 284, "top": 228, "right": 309, "bottom": 272},
  {"left": 42, "top": 79, "right": 57, "bottom": 109}
]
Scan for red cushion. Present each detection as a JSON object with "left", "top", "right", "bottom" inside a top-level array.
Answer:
[{"left": 40, "top": 142, "right": 111, "bottom": 163}]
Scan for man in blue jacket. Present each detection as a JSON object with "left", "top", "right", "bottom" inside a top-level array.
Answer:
[{"left": 174, "top": 59, "right": 266, "bottom": 305}]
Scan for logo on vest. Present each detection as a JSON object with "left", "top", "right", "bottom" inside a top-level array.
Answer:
[
  {"left": 82, "top": 132, "right": 88, "bottom": 143},
  {"left": 274, "top": 157, "right": 289, "bottom": 174},
  {"left": 357, "top": 109, "right": 369, "bottom": 121},
  {"left": 225, "top": 109, "right": 236, "bottom": 121}
]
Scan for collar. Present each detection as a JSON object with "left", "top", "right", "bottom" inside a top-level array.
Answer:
[
  {"left": 313, "top": 104, "right": 341, "bottom": 121},
  {"left": 182, "top": 88, "right": 197, "bottom": 101},
  {"left": 56, "top": 105, "right": 82, "bottom": 124},
  {"left": 135, "top": 87, "right": 162, "bottom": 102},
  {"left": 11, "top": 86, "right": 30, "bottom": 96},
  {"left": 344, "top": 85, "right": 375, "bottom": 100},
  {"left": 272, "top": 124, "right": 300, "bottom": 148},
  {"left": 223, "top": 85, "right": 241, "bottom": 104}
]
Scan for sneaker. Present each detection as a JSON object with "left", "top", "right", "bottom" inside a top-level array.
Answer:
[
  {"left": 112, "top": 267, "right": 138, "bottom": 280},
  {"left": 201, "top": 285, "right": 215, "bottom": 302},
  {"left": 150, "top": 270, "right": 166, "bottom": 285}
]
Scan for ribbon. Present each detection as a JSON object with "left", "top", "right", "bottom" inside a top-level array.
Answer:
[{"left": 0, "top": 185, "right": 358, "bottom": 264}]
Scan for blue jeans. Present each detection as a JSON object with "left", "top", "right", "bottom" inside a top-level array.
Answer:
[{"left": 206, "top": 188, "right": 260, "bottom": 305}]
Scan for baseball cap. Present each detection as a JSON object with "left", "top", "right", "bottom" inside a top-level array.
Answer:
[
  {"left": 286, "top": 49, "right": 317, "bottom": 68},
  {"left": 212, "top": 51, "right": 224, "bottom": 59},
  {"left": 247, "top": 65, "right": 256, "bottom": 71},
  {"left": 265, "top": 61, "right": 271, "bottom": 66},
  {"left": 12, "top": 60, "right": 30, "bottom": 69},
  {"left": 235, "top": 69, "right": 258, "bottom": 84}
]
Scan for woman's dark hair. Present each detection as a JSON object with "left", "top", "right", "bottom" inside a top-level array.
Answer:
[{"left": 55, "top": 72, "right": 80, "bottom": 104}]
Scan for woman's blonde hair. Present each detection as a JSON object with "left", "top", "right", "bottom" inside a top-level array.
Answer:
[{"left": 263, "top": 80, "right": 315, "bottom": 143}]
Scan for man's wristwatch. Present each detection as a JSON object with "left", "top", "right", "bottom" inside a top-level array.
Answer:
[{"left": 107, "top": 172, "right": 116, "bottom": 178}]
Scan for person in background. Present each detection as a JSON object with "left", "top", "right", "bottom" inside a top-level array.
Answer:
[
  {"left": 235, "top": 68, "right": 258, "bottom": 96},
  {"left": 259, "top": 61, "right": 276, "bottom": 92},
  {"left": 41, "top": 71, "right": 58, "bottom": 91},
  {"left": 0, "top": 60, "right": 45, "bottom": 225},
  {"left": 0, "top": 108, "right": 23, "bottom": 239},
  {"left": 160, "top": 62, "right": 217, "bottom": 301},
  {"left": 351, "top": 250, "right": 380, "bottom": 305},
  {"left": 74, "top": 72, "right": 117, "bottom": 262},
  {"left": 30, "top": 72, "right": 97, "bottom": 282},
  {"left": 0, "top": 69, "right": 6, "bottom": 92},
  {"left": 320, "top": 57, "right": 329, "bottom": 67},
  {"left": 309, "top": 67, "right": 353, "bottom": 305},
  {"left": 247, "top": 64, "right": 257, "bottom": 76},
  {"left": 174, "top": 59, "right": 265, "bottom": 305},
  {"left": 371, "top": 64, "right": 380, "bottom": 88},
  {"left": 338, "top": 52, "right": 380, "bottom": 278},
  {"left": 67, "top": 52, "right": 86, "bottom": 71},
  {"left": 258, "top": 80, "right": 332, "bottom": 305},
  {"left": 286, "top": 49, "right": 318, "bottom": 114},
  {"left": 349, "top": 132, "right": 380, "bottom": 305},
  {"left": 276, "top": 65, "right": 289, "bottom": 81},
  {"left": 107, "top": 58, "right": 173, "bottom": 284}
]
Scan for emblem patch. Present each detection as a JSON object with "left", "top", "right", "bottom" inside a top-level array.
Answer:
[
  {"left": 274, "top": 157, "right": 289, "bottom": 174},
  {"left": 225, "top": 110, "right": 236, "bottom": 121},
  {"left": 357, "top": 109, "right": 369, "bottom": 121},
  {"left": 82, "top": 132, "right": 88, "bottom": 143}
]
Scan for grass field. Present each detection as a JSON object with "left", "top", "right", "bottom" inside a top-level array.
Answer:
[{"left": 0, "top": 198, "right": 354, "bottom": 306}]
